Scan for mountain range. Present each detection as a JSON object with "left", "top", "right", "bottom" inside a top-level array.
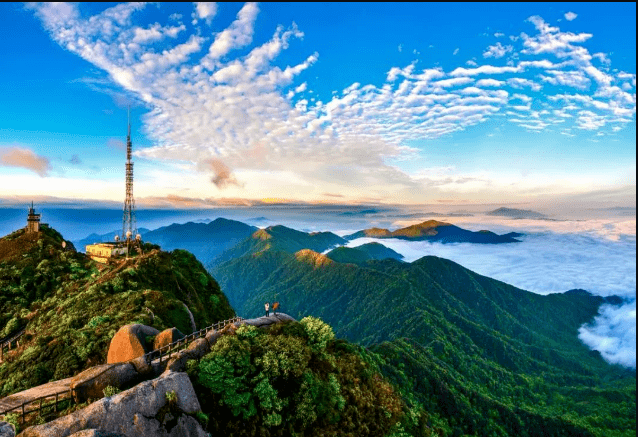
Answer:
[
  {"left": 210, "top": 223, "right": 635, "bottom": 437},
  {"left": 344, "top": 219, "right": 522, "bottom": 243}
]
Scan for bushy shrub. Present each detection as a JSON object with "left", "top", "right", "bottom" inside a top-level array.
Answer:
[
  {"left": 103, "top": 385, "right": 120, "bottom": 397},
  {"left": 195, "top": 319, "right": 402, "bottom": 436},
  {"left": 300, "top": 316, "right": 334, "bottom": 353}
]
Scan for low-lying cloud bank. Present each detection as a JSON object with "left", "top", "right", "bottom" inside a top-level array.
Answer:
[
  {"left": 345, "top": 221, "right": 636, "bottom": 368},
  {"left": 346, "top": 232, "right": 635, "bottom": 297},
  {"left": 579, "top": 300, "right": 636, "bottom": 368}
]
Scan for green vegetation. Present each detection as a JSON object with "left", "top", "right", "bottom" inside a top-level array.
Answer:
[
  {"left": 189, "top": 318, "right": 405, "bottom": 437},
  {"left": 0, "top": 227, "right": 234, "bottom": 397},
  {"left": 326, "top": 242, "right": 404, "bottom": 265},
  {"left": 102, "top": 385, "right": 121, "bottom": 397},
  {"left": 211, "top": 228, "right": 636, "bottom": 437}
]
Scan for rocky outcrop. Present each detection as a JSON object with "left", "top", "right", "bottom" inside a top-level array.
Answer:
[
  {"left": 106, "top": 325, "right": 159, "bottom": 364},
  {"left": 19, "top": 371, "right": 203, "bottom": 437},
  {"left": 153, "top": 328, "right": 185, "bottom": 351},
  {"left": 68, "top": 430, "right": 125, "bottom": 437},
  {"left": 70, "top": 363, "right": 139, "bottom": 404},
  {"left": 243, "top": 312, "right": 295, "bottom": 328},
  {"left": 165, "top": 339, "right": 212, "bottom": 373},
  {"left": 0, "top": 421, "right": 16, "bottom": 437}
]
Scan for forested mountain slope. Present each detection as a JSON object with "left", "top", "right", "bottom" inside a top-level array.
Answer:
[
  {"left": 0, "top": 227, "right": 234, "bottom": 397},
  {"left": 211, "top": 227, "right": 635, "bottom": 437}
]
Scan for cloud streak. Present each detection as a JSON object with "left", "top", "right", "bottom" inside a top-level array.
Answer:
[{"left": 0, "top": 146, "right": 52, "bottom": 177}]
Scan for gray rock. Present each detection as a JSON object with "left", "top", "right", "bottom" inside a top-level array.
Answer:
[
  {"left": 203, "top": 330, "right": 221, "bottom": 347},
  {"left": 243, "top": 312, "right": 295, "bottom": 328},
  {"left": 165, "top": 339, "right": 210, "bottom": 373},
  {"left": 0, "top": 421, "right": 16, "bottom": 437},
  {"left": 20, "top": 371, "right": 201, "bottom": 437},
  {"left": 71, "top": 363, "right": 139, "bottom": 403},
  {"left": 167, "top": 415, "right": 208, "bottom": 437},
  {"left": 68, "top": 430, "right": 126, "bottom": 437}
]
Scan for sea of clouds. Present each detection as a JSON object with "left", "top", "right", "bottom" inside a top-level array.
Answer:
[{"left": 344, "top": 216, "right": 636, "bottom": 368}]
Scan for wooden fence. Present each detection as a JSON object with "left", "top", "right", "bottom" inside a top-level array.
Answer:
[{"left": 0, "top": 316, "right": 244, "bottom": 424}]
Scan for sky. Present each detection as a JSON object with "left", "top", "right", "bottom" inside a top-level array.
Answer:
[{"left": 0, "top": 2, "right": 635, "bottom": 210}]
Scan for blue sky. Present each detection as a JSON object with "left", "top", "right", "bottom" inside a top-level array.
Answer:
[{"left": 0, "top": 2, "right": 635, "bottom": 210}]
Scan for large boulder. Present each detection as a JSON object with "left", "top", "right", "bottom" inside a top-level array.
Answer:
[
  {"left": 0, "top": 421, "right": 15, "bottom": 437},
  {"left": 20, "top": 371, "right": 202, "bottom": 437},
  {"left": 107, "top": 324, "right": 159, "bottom": 364},
  {"left": 165, "top": 338, "right": 211, "bottom": 373},
  {"left": 70, "top": 363, "right": 139, "bottom": 403},
  {"left": 153, "top": 328, "right": 185, "bottom": 351}
]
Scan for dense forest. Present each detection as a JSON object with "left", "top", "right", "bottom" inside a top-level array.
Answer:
[{"left": 211, "top": 225, "right": 636, "bottom": 437}]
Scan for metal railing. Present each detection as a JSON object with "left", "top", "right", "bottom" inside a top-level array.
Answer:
[
  {"left": 142, "top": 316, "right": 244, "bottom": 366},
  {"left": 0, "top": 388, "right": 74, "bottom": 425},
  {"left": 0, "top": 316, "right": 244, "bottom": 423},
  {"left": 0, "top": 327, "right": 26, "bottom": 362}
]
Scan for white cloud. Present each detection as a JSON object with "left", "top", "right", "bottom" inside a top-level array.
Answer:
[
  {"left": 564, "top": 11, "right": 578, "bottom": 21},
  {"left": 194, "top": 2, "right": 217, "bottom": 24},
  {"left": 453, "top": 48, "right": 459, "bottom": 55},
  {"left": 579, "top": 301, "right": 636, "bottom": 368},
  {"left": 483, "top": 42, "right": 513, "bottom": 58},
  {"left": 206, "top": 2, "right": 259, "bottom": 61},
  {"left": 27, "top": 4, "right": 637, "bottom": 201}
]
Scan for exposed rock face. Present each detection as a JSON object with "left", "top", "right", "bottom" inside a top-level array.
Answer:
[
  {"left": 19, "top": 371, "right": 202, "bottom": 437},
  {"left": 106, "top": 325, "right": 159, "bottom": 364},
  {"left": 165, "top": 338, "right": 212, "bottom": 373},
  {"left": 68, "top": 430, "right": 125, "bottom": 437},
  {"left": 70, "top": 363, "right": 139, "bottom": 404},
  {"left": 0, "top": 421, "right": 16, "bottom": 437},
  {"left": 153, "top": 328, "right": 185, "bottom": 351},
  {"left": 243, "top": 313, "right": 295, "bottom": 328}
]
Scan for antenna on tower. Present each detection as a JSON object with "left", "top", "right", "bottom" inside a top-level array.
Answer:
[{"left": 122, "top": 106, "right": 137, "bottom": 242}]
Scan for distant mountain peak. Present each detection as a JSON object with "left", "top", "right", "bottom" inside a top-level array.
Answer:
[
  {"left": 487, "top": 207, "right": 545, "bottom": 218},
  {"left": 253, "top": 229, "right": 272, "bottom": 240},
  {"left": 344, "top": 219, "right": 518, "bottom": 244},
  {"left": 295, "top": 249, "right": 333, "bottom": 268}
]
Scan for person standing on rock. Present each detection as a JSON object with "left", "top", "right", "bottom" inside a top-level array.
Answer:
[
  {"left": 272, "top": 301, "right": 279, "bottom": 315},
  {"left": 265, "top": 302, "right": 270, "bottom": 317}
]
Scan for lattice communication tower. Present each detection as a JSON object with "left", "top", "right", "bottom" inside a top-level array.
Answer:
[{"left": 122, "top": 107, "right": 137, "bottom": 241}]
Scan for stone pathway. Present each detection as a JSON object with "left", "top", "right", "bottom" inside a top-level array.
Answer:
[
  {"left": 0, "top": 376, "right": 74, "bottom": 417},
  {"left": 0, "top": 313, "right": 294, "bottom": 418}
]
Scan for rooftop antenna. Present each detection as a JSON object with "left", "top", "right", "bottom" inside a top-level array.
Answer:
[{"left": 122, "top": 105, "right": 137, "bottom": 242}]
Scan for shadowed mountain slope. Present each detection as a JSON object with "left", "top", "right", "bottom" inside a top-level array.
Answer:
[{"left": 325, "top": 242, "right": 404, "bottom": 265}]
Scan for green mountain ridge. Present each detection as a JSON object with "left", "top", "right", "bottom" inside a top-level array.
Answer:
[
  {"left": 0, "top": 227, "right": 419, "bottom": 437},
  {"left": 0, "top": 226, "right": 235, "bottom": 397},
  {"left": 325, "top": 242, "right": 404, "bottom": 265},
  {"left": 210, "top": 225, "right": 635, "bottom": 437}
]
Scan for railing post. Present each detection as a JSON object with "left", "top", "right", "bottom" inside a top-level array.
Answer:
[
  {"left": 21, "top": 402, "right": 25, "bottom": 424},
  {"left": 55, "top": 392, "right": 58, "bottom": 412}
]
